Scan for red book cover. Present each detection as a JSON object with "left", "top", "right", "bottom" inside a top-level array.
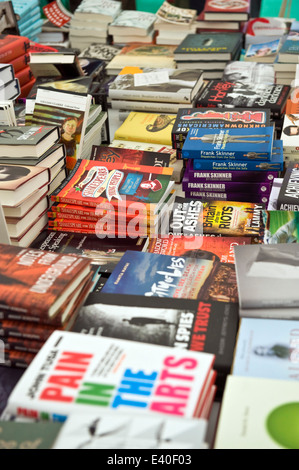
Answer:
[
  {"left": 15, "top": 66, "right": 34, "bottom": 87},
  {"left": 2, "top": 350, "right": 36, "bottom": 369},
  {"left": 91, "top": 146, "right": 170, "bottom": 167},
  {"left": 10, "top": 53, "right": 30, "bottom": 73},
  {"left": 0, "top": 243, "right": 91, "bottom": 325},
  {"left": 19, "top": 77, "right": 36, "bottom": 98},
  {"left": 0, "top": 34, "right": 30, "bottom": 63},
  {"left": 51, "top": 159, "right": 174, "bottom": 213},
  {"left": 2, "top": 336, "right": 43, "bottom": 354},
  {"left": 203, "top": 0, "right": 250, "bottom": 18},
  {"left": 0, "top": 320, "right": 57, "bottom": 342}
]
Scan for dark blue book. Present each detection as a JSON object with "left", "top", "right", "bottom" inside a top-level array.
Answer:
[
  {"left": 182, "top": 126, "right": 274, "bottom": 161},
  {"left": 192, "top": 140, "right": 283, "bottom": 171}
]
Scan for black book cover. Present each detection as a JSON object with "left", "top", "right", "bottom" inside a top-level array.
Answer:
[
  {"left": 277, "top": 162, "right": 299, "bottom": 211},
  {"left": 71, "top": 293, "right": 239, "bottom": 391},
  {"left": 171, "top": 107, "right": 271, "bottom": 149},
  {"left": 196, "top": 80, "right": 291, "bottom": 119}
]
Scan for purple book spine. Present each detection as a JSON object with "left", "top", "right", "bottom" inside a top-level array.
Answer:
[
  {"left": 184, "top": 190, "right": 270, "bottom": 204},
  {"left": 182, "top": 178, "right": 272, "bottom": 194}
]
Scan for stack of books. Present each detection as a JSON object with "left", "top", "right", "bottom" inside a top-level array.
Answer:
[
  {"left": 180, "top": 117, "right": 283, "bottom": 205},
  {"left": 197, "top": 0, "right": 251, "bottom": 33},
  {"left": 0, "top": 244, "right": 92, "bottom": 369},
  {"left": 0, "top": 125, "right": 62, "bottom": 246},
  {"left": 49, "top": 158, "right": 175, "bottom": 238},
  {"left": 173, "top": 32, "right": 243, "bottom": 80},
  {"left": 275, "top": 22, "right": 299, "bottom": 86},
  {"left": 69, "top": 0, "right": 122, "bottom": 51},
  {"left": 11, "top": 0, "right": 43, "bottom": 42},
  {"left": 0, "top": 58, "right": 21, "bottom": 102},
  {"left": 108, "top": 10, "right": 157, "bottom": 45},
  {"left": 108, "top": 67, "right": 205, "bottom": 115},
  {"left": 243, "top": 38, "right": 282, "bottom": 64},
  {"left": 154, "top": 0, "right": 198, "bottom": 46}
]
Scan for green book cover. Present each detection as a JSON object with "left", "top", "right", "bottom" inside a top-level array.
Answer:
[{"left": 0, "top": 420, "right": 63, "bottom": 449}]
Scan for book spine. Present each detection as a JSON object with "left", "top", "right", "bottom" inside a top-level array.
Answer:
[
  {"left": 48, "top": 212, "right": 99, "bottom": 222},
  {"left": 15, "top": 66, "right": 34, "bottom": 87},
  {"left": 182, "top": 149, "right": 272, "bottom": 161},
  {"left": 0, "top": 37, "right": 30, "bottom": 62},
  {"left": 48, "top": 219, "right": 98, "bottom": 230},
  {"left": 0, "top": 321, "right": 55, "bottom": 342},
  {"left": 10, "top": 53, "right": 30, "bottom": 73},
  {"left": 182, "top": 181, "right": 272, "bottom": 194},
  {"left": 184, "top": 190, "right": 270, "bottom": 204},
  {"left": 192, "top": 159, "right": 283, "bottom": 171},
  {"left": 185, "top": 167, "right": 278, "bottom": 182},
  {"left": 1, "top": 336, "right": 42, "bottom": 354}
]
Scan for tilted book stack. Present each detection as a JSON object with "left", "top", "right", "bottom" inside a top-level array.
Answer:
[
  {"left": 69, "top": 0, "right": 122, "bottom": 51},
  {"left": 108, "top": 67, "right": 205, "bottom": 115},
  {"left": 0, "top": 244, "right": 92, "bottom": 369},
  {"left": 108, "top": 10, "right": 157, "bottom": 45},
  {"left": 50, "top": 159, "right": 175, "bottom": 238},
  {"left": 173, "top": 32, "right": 243, "bottom": 80},
  {"left": 4, "top": 329, "right": 217, "bottom": 421},
  {"left": 154, "top": 1, "right": 198, "bottom": 46}
]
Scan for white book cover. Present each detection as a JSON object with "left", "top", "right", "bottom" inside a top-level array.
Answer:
[
  {"left": 109, "top": 10, "right": 156, "bottom": 32},
  {"left": 214, "top": 375, "right": 299, "bottom": 449},
  {"left": 75, "top": 0, "right": 122, "bottom": 18},
  {"left": 6, "top": 330, "right": 215, "bottom": 421},
  {"left": 281, "top": 113, "right": 299, "bottom": 151},
  {"left": 52, "top": 411, "right": 208, "bottom": 449}
]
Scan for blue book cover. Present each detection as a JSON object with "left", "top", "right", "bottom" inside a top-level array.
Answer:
[
  {"left": 12, "top": 0, "right": 40, "bottom": 18},
  {"left": 19, "top": 18, "right": 43, "bottom": 38},
  {"left": 279, "top": 33, "right": 299, "bottom": 59},
  {"left": 17, "top": 5, "right": 41, "bottom": 26},
  {"left": 192, "top": 140, "right": 283, "bottom": 171},
  {"left": 232, "top": 317, "right": 299, "bottom": 381},
  {"left": 18, "top": 11, "right": 41, "bottom": 34},
  {"left": 182, "top": 126, "right": 274, "bottom": 161},
  {"left": 101, "top": 250, "right": 218, "bottom": 300}
]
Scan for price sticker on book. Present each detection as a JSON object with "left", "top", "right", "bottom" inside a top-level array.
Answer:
[{"left": 134, "top": 71, "right": 169, "bottom": 87}]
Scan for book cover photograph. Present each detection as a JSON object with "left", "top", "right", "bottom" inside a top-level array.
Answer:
[
  {"left": 51, "top": 159, "right": 174, "bottom": 213},
  {"left": 234, "top": 243, "right": 299, "bottom": 318},
  {"left": 91, "top": 146, "right": 171, "bottom": 168},
  {"left": 5, "top": 330, "right": 216, "bottom": 420},
  {"left": 156, "top": 1, "right": 197, "bottom": 25},
  {"left": 232, "top": 317, "right": 299, "bottom": 381},
  {"left": 261, "top": 210, "right": 299, "bottom": 244},
  {"left": 101, "top": 250, "right": 239, "bottom": 303}
]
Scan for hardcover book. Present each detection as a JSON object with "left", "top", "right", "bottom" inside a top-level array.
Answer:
[
  {"left": 278, "top": 33, "right": 299, "bottom": 63},
  {"left": 113, "top": 112, "right": 177, "bottom": 146},
  {"left": 108, "top": 68, "right": 204, "bottom": 104},
  {"left": 101, "top": 250, "right": 239, "bottom": 304},
  {"left": 5, "top": 330, "right": 216, "bottom": 421},
  {"left": 232, "top": 317, "right": 299, "bottom": 381},
  {"left": 214, "top": 375, "right": 299, "bottom": 449},
  {"left": 0, "top": 243, "right": 91, "bottom": 326},
  {"left": 276, "top": 162, "right": 299, "bottom": 211},
  {"left": 234, "top": 243, "right": 299, "bottom": 319},
  {"left": 73, "top": 0, "right": 122, "bottom": 22},
  {"left": 30, "top": 229, "right": 149, "bottom": 273},
  {"left": 29, "top": 52, "right": 84, "bottom": 79},
  {"left": 91, "top": 146, "right": 170, "bottom": 168},
  {"left": 108, "top": 10, "right": 157, "bottom": 36},
  {"left": 259, "top": 209, "right": 299, "bottom": 244},
  {"left": 51, "top": 159, "right": 174, "bottom": 215},
  {"left": 0, "top": 125, "right": 60, "bottom": 158},
  {"left": 203, "top": 0, "right": 250, "bottom": 21},
  {"left": 168, "top": 196, "right": 264, "bottom": 239},
  {"left": 244, "top": 39, "right": 281, "bottom": 63},
  {"left": 0, "top": 34, "right": 30, "bottom": 62},
  {"left": 157, "top": 1, "right": 197, "bottom": 25},
  {"left": 72, "top": 292, "right": 238, "bottom": 391},
  {"left": 171, "top": 107, "right": 270, "bottom": 150},
  {"left": 196, "top": 80, "right": 290, "bottom": 119},
  {"left": 173, "top": 32, "right": 242, "bottom": 61},
  {"left": 182, "top": 126, "right": 274, "bottom": 161}
]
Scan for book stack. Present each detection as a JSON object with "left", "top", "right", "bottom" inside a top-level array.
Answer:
[
  {"left": 49, "top": 158, "right": 175, "bottom": 238},
  {"left": 197, "top": 0, "right": 251, "bottom": 33},
  {"left": 80, "top": 105, "right": 108, "bottom": 159},
  {"left": 28, "top": 51, "right": 84, "bottom": 81},
  {"left": 0, "top": 244, "right": 92, "bottom": 369},
  {"left": 108, "top": 67, "right": 205, "bottom": 115},
  {"left": 11, "top": 0, "right": 43, "bottom": 42},
  {"left": 0, "top": 61, "right": 20, "bottom": 101},
  {"left": 0, "top": 125, "right": 62, "bottom": 246},
  {"left": 108, "top": 10, "right": 157, "bottom": 45},
  {"left": 275, "top": 22, "right": 299, "bottom": 86},
  {"left": 180, "top": 114, "right": 283, "bottom": 204},
  {"left": 173, "top": 32, "right": 243, "bottom": 80},
  {"left": 105, "top": 43, "right": 176, "bottom": 76},
  {"left": 69, "top": 0, "right": 122, "bottom": 52},
  {"left": 154, "top": 1, "right": 198, "bottom": 46}
]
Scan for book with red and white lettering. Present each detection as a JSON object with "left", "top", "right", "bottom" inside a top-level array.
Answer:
[{"left": 4, "top": 330, "right": 216, "bottom": 421}]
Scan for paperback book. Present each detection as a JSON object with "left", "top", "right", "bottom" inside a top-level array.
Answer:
[
  {"left": 108, "top": 10, "right": 156, "bottom": 37},
  {"left": 276, "top": 162, "right": 299, "bottom": 211},
  {"left": 203, "top": 0, "right": 250, "bottom": 21},
  {"left": 91, "top": 146, "right": 171, "bottom": 168},
  {"left": 278, "top": 33, "right": 299, "bottom": 63},
  {"left": 5, "top": 330, "right": 216, "bottom": 421}
]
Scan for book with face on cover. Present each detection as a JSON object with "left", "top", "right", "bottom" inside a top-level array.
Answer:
[{"left": 4, "top": 329, "right": 216, "bottom": 421}]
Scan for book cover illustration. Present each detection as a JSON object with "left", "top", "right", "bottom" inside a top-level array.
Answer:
[
  {"left": 222, "top": 62, "right": 276, "bottom": 86},
  {"left": 110, "top": 140, "right": 177, "bottom": 163},
  {"left": 182, "top": 126, "right": 274, "bottom": 161},
  {"left": 174, "top": 32, "right": 242, "bottom": 57},
  {"left": 244, "top": 39, "right": 281, "bottom": 62},
  {"left": 214, "top": 375, "right": 299, "bottom": 449},
  {"left": 109, "top": 10, "right": 156, "bottom": 31},
  {"left": 276, "top": 163, "right": 299, "bottom": 211},
  {"left": 51, "top": 159, "right": 173, "bottom": 213},
  {"left": 281, "top": 113, "right": 299, "bottom": 152},
  {"left": 74, "top": 0, "right": 122, "bottom": 18},
  {"left": 73, "top": 293, "right": 238, "bottom": 386},
  {"left": 156, "top": 1, "right": 197, "bottom": 25},
  {"left": 261, "top": 210, "right": 299, "bottom": 244},
  {"left": 0, "top": 163, "right": 48, "bottom": 192},
  {"left": 30, "top": 229, "right": 148, "bottom": 273},
  {"left": 232, "top": 317, "right": 299, "bottom": 381},
  {"left": 0, "top": 243, "right": 91, "bottom": 325},
  {"left": 6, "top": 330, "right": 215, "bottom": 420},
  {"left": 204, "top": 0, "right": 250, "bottom": 16},
  {"left": 101, "top": 250, "right": 239, "bottom": 303},
  {"left": 79, "top": 44, "right": 121, "bottom": 62},
  {"left": 0, "top": 125, "right": 59, "bottom": 149},
  {"left": 91, "top": 146, "right": 170, "bottom": 168},
  {"left": 52, "top": 411, "right": 208, "bottom": 449},
  {"left": 234, "top": 243, "right": 299, "bottom": 317}
]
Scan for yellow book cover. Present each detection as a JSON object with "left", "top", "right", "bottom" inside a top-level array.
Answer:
[{"left": 114, "top": 112, "right": 176, "bottom": 146}]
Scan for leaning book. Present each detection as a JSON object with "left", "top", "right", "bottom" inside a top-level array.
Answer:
[{"left": 4, "top": 330, "right": 216, "bottom": 421}]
